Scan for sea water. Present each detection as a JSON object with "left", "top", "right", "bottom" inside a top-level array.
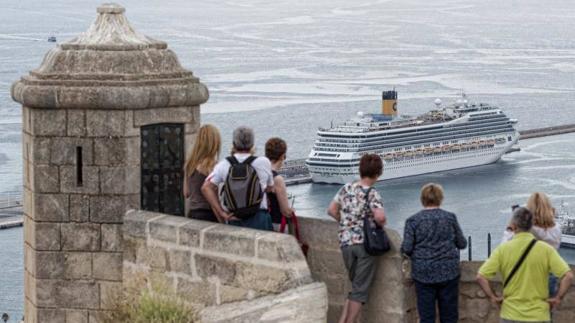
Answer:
[{"left": 2, "top": 0, "right": 575, "bottom": 319}]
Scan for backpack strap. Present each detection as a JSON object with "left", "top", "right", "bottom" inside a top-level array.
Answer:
[
  {"left": 226, "top": 156, "right": 239, "bottom": 165},
  {"left": 504, "top": 239, "right": 537, "bottom": 288},
  {"left": 362, "top": 187, "right": 373, "bottom": 217},
  {"left": 243, "top": 155, "right": 257, "bottom": 165}
]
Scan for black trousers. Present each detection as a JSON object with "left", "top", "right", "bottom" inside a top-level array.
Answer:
[{"left": 414, "top": 277, "right": 459, "bottom": 323}]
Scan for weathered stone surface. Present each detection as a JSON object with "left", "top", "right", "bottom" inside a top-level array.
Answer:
[
  {"left": 25, "top": 108, "right": 67, "bottom": 136},
  {"left": 64, "top": 252, "right": 93, "bottom": 279},
  {"left": 25, "top": 217, "right": 61, "bottom": 251},
  {"left": 94, "top": 138, "right": 126, "bottom": 166},
  {"left": 185, "top": 107, "right": 200, "bottom": 133},
  {"left": 256, "top": 232, "right": 305, "bottom": 263},
  {"left": 70, "top": 194, "right": 90, "bottom": 222},
  {"left": 99, "top": 166, "right": 139, "bottom": 194},
  {"left": 93, "top": 252, "right": 123, "bottom": 281},
  {"left": 235, "top": 262, "right": 293, "bottom": 293},
  {"left": 67, "top": 110, "right": 86, "bottom": 137},
  {"left": 50, "top": 137, "right": 93, "bottom": 165},
  {"left": 219, "top": 285, "right": 251, "bottom": 304},
  {"left": 200, "top": 282, "right": 328, "bottom": 323},
  {"left": 86, "top": 110, "right": 125, "bottom": 137},
  {"left": 90, "top": 195, "right": 127, "bottom": 223},
  {"left": 23, "top": 133, "right": 51, "bottom": 164},
  {"left": 60, "top": 165, "right": 99, "bottom": 194},
  {"left": 66, "top": 309, "right": 89, "bottom": 323},
  {"left": 176, "top": 278, "right": 216, "bottom": 306},
  {"left": 101, "top": 223, "right": 123, "bottom": 251},
  {"left": 99, "top": 281, "right": 123, "bottom": 310},
  {"left": 33, "top": 308, "right": 66, "bottom": 323},
  {"left": 32, "top": 193, "right": 69, "bottom": 222},
  {"left": 195, "top": 254, "right": 237, "bottom": 284},
  {"left": 137, "top": 246, "right": 167, "bottom": 270},
  {"left": 133, "top": 106, "right": 195, "bottom": 127},
  {"left": 167, "top": 249, "right": 192, "bottom": 274},
  {"left": 33, "top": 251, "right": 65, "bottom": 279},
  {"left": 123, "top": 209, "right": 166, "bottom": 238},
  {"left": 203, "top": 225, "right": 260, "bottom": 257},
  {"left": 32, "top": 164, "right": 60, "bottom": 193},
  {"left": 122, "top": 235, "right": 144, "bottom": 263},
  {"left": 149, "top": 215, "right": 190, "bottom": 243},
  {"left": 179, "top": 219, "right": 217, "bottom": 247},
  {"left": 61, "top": 223, "right": 100, "bottom": 251},
  {"left": 36, "top": 279, "right": 100, "bottom": 309}
]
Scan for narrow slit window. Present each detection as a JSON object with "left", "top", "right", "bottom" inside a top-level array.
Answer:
[{"left": 76, "top": 146, "right": 83, "bottom": 187}]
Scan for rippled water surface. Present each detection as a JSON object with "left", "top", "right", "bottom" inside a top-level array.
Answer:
[{"left": 2, "top": 0, "right": 575, "bottom": 320}]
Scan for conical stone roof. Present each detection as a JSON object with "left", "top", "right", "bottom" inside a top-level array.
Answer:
[{"left": 12, "top": 3, "right": 208, "bottom": 109}]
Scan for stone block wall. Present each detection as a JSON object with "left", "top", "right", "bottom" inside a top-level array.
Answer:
[
  {"left": 459, "top": 261, "right": 575, "bottom": 323},
  {"left": 122, "top": 210, "right": 328, "bottom": 323},
  {"left": 298, "top": 216, "right": 575, "bottom": 323},
  {"left": 298, "top": 217, "right": 417, "bottom": 323}
]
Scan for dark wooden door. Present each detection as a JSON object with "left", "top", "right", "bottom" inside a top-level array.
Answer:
[{"left": 141, "top": 123, "right": 185, "bottom": 216}]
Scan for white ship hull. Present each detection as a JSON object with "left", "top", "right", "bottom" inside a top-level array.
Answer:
[{"left": 310, "top": 142, "right": 515, "bottom": 184}]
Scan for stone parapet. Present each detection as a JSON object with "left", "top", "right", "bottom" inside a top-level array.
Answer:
[
  {"left": 298, "top": 216, "right": 575, "bottom": 323},
  {"left": 122, "top": 210, "right": 327, "bottom": 321}
]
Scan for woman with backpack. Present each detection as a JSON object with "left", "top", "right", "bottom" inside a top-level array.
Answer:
[
  {"left": 327, "top": 154, "right": 386, "bottom": 323},
  {"left": 265, "top": 137, "right": 294, "bottom": 231},
  {"left": 183, "top": 124, "right": 221, "bottom": 222}
]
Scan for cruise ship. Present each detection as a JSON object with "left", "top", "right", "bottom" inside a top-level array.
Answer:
[{"left": 306, "top": 91, "right": 519, "bottom": 184}]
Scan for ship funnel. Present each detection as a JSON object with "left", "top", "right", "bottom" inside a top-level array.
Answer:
[{"left": 382, "top": 90, "right": 398, "bottom": 116}]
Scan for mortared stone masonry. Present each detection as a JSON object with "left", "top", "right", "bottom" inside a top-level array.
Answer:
[{"left": 11, "top": 4, "right": 208, "bottom": 322}]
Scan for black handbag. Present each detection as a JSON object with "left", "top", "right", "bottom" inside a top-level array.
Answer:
[{"left": 362, "top": 187, "right": 391, "bottom": 256}]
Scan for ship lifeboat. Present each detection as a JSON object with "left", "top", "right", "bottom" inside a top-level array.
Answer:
[
  {"left": 433, "top": 147, "right": 442, "bottom": 153},
  {"left": 424, "top": 147, "right": 433, "bottom": 155},
  {"left": 395, "top": 152, "right": 404, "bottom": 158},
  {"left": 461, "top": 143, "right": 470, "bottom": 149},
  {"left": 471, "top": 141, "right": 479, "bottom": 148},
  {"left": 442, "top": 145, "right": 451, "bottom": 152},
  {"left": 383, "top": 152, "right": 394, "bottom": 160},
  {"left": 404, "top": 150, "right": 414, "bottom": 157},
  {"left": 415, "top": 148, "right": 424, "bottom": 155},
  {"left": 479, "top": 140, "right": 486, "bottom": 146},
  {"left": 488, "top": 139, "right": 496, "bottom": 146},
  {"left": 452, "top": 144, "right": 461, "bottom": 151}
]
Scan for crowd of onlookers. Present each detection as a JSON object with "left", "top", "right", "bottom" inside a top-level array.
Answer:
[{"left": 184, "top": 124, "right": 574, "bottom": 323}]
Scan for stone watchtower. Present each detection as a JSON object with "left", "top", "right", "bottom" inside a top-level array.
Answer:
[{"left": 11, "top": 4, "right": 208, "bottom": 322}]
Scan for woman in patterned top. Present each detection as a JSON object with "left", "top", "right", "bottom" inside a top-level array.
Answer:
[
  {"left": 401, "top": 183, "right": 467, "bottom": 323},
  {"left": 327, "top": 154, "right": 386, "bottom": 323}
]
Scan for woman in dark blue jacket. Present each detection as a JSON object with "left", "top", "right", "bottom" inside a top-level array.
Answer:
[{"left": 401, "top": 183, "right": 467, "bottom": 323}]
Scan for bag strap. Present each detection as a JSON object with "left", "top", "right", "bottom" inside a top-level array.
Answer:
[
  {"left": 243, "top": 156, "right": 257, "bottom": 165},
  {"left": 226, "top": 156, "right": 239, "bottom": 165},
  {"left": 362, "top": 187, "right": 373, "bottom": 217},
  {"left": 504, "top": 239, "right": 537, "bottom": 288},
  {"left": 279, "top": 215, "right": 288, "bottom": 233}
]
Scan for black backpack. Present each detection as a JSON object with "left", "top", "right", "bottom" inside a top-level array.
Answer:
[{"left": 221, "top": 156, "right": 263, "bottom": 220}]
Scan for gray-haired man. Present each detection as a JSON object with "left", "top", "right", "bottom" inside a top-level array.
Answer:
[
  {"left": 202, "top": 126, "right": 274, "bottom": 230},
  {"left": 477, "top": 207, "right": 573, "bottom": 323}
]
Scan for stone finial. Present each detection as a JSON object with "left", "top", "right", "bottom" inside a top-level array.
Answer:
[
  {"left": 63, "top": 3, "right": 166, "bottom": 51},
  {"left": 11, "top": 3, "right": 208, "bottom": 110}
]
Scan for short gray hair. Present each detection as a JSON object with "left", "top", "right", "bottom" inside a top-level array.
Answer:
[
  {"left": 233, "top": 126, "right": 254, "bottom": 151},
  {"left": 511, "top": 207, "right": 533, "bottom": 232}
]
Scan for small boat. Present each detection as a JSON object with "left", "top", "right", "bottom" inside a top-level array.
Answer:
[
  {"left": 452, "top": 144, "right": 461, "bottom": 151},
  {"left": 404, "top": 151, "right": 413, "bottom": 157},
  {"left": 487, "top": 139, "right": 496, "bottom": 145},
  {"left": 383, "top": 153, "right": 394, "bottom": 160},
  {"left": 557, "top": 201, "right": 575, "bottom": 248},
  {"left": 433, "top": 147, "right": 442, "bottom": 153},
  {"left": 423, "top": 147, "right": 433, "bottom": 155},
  {"left": 442, "top": 145, "right": 451, "bottom": 152},
  {"left": 415, "top": 148, "right": 424, "bottom": 155},
  {"left": 48, "top": 36, "right": 57, "bottom": 42}
]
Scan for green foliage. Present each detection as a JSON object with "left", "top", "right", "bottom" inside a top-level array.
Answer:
[{"left": 104, "top": 282, "right": 196, "bottom": 323}]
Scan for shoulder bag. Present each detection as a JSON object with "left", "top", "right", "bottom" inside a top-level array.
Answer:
[{"left": 362, "top": 187, "right": 391, "bottom": 256}]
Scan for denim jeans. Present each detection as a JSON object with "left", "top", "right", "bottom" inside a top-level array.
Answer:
[
  {"left": 229, "top": 209, "right": 273, "bottom": 231},
  {"left": 414, "top": 277, "right": 459, "bottom": 323}
]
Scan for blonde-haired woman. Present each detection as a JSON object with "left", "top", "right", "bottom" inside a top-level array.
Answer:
[
  {"left": 527, "top": 192, "right": 562, "bottom": 296},
  {"left": 183, "top": 124, "right": 221, "bottom": 222}
]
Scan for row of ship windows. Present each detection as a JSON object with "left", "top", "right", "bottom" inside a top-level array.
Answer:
[
  {"left": 315, "top": 131, "right": 514, "bottom": 152},
  {"left": 309, "top": 146, "right": 502, "bottom": 168},
  {"left": 317, "top": 124, "right": 513, "bottom": 147},
  {"left": 321, "top": 115, "right": 510, "bottom": 140},
  {"left": 311, "top": 150, "right": 500, "bottom": 174}
]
